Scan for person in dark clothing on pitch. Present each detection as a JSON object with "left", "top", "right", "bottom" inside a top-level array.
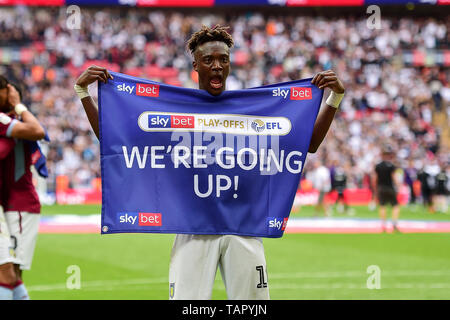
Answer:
[
  {"left": 374, "top": 146, "right": 401, "bottom": 233},
  {"left": 332, "top": 163, "right": 350, "bottom": 215},
  {"left": 404, "top": 159, "right": 417, "bottom": 206},
  {"left": 417, "top": 167, "right": 434, "bottom": 213},
  {"left": 434, "top": 164, "right": 448, "bottom": 213}
]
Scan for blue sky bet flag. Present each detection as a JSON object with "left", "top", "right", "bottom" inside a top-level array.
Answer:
[
  {"left": 26, "top": 128, "right": 50, "bottom": 179},
  {"left": 99, "top": 72, "right": 323, "bottom": 238}
]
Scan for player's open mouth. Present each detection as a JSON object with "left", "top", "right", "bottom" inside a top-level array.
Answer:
[{"left": 210, "top": 77, "right": 223, "bottom": 89}]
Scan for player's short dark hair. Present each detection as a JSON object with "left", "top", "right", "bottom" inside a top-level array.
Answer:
[
  {"left": 186, "top": 25, "right": 234, "bottom": 55},
  {"left": 0, "top": 75, "right": 8, "bottom": 90}
]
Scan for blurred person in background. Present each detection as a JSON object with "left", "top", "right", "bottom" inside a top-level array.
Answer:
[
  {"left": 420, "top": 157, "right": 441, "bottom": 213},
  {"left": 310, "top": 160, "right": 332, "bottom": 217},
  {"left": 434, "top": 162, "right": 449, "bottom": 213},
  {"left": 404, "top": 159, "right": 418, "bottom": 208},
  {"left": 374, "top": 146, "right": 401, "bottom": 233},
  {"left": 331, "top": 161, "right": 351, "bottom": 215},
  {"left": 417, "top": 164, "right": 435, "bottom": 213},
  {"left": 368, "top": 170, "right": 377, "bottom": 212}
]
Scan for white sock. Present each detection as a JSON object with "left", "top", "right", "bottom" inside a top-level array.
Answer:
[
  {"left": 13, "top": 283, "right": 30, "bottom": 300},
  {"left": 0, "top": 286, "right": 13, "bottom": 300}
]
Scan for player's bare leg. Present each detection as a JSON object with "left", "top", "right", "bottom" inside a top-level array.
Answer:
[
  {"left": 0, "top": 209, "right": 16, "bottom": 299},
  {"left": 378, "top": 206, "right": 387, "bottom": 232},
  {"left": 428, "top": 195, "right": 436, "bottom": 214},
  {"left": 344, "top": 199, "right": 353, "bottom": 216},
  {"left": 368, "top": 197, "right": 376, "bottom": 211},
  {"left": 5, "top": 212, "right": 38, "bottom": 300},
  {"left": 0, "top": 263, "right": 16, "bottom": 284},
  {"left": 324, "top": 201, "right": 331, "bottom": 217},
  {"left": 314, "top": 202, "right": 321, "bottom": 217},
  {"left": 392, "top": 205, "right": 401, "bottom": 233},
  {"left": 0, "top": 263, "right": 16, "bottom": 299},
  {"left": 435, "top": 195, "right": 448, "bottom": 213},
  {"left": 315, "top": 192, "right": 328, "bottom": 216},
  {"left": 10, "top": 265, "right": 28, "bottom": 299}
]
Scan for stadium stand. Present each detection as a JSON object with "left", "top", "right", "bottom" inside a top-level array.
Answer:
[{"left": 0, "top": 6, "right": 448, "bottom": 203}]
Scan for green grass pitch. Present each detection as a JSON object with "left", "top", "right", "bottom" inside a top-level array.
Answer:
[{"left": 25, "top": 204, "right": 450, "bottom": 300}]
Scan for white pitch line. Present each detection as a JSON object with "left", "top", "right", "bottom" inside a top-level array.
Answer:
[
  {"left": 27, "top": 270, "right": 450, "bottom": 292},
  {"left": 28, "top": 277, "right": 167, "bottom": 292},
  {"left": 269, "top": 270, "right": 450, "bottom": 280},
  {"left": 266, "top": 283, "right": 450, "bottom": 290}
]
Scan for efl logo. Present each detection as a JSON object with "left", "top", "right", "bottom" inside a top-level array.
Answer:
[
  {"left": 251, "top": 119, "right": 283, "bottom": 133},
  {"left": 136, "top": 83, "right": 159, "bottom": 97},
  {"left": 138, "top": 213, "right": 162, "bottom": 226},
  {"left": 290, "top": 87, "right": 312, "bottom": 100},
  {"left": 251, "top": 119, "right": 265, "bottom": 133}
]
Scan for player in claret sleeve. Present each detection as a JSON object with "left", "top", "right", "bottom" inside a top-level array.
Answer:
[
  {"left": 74, "top": 25, "right": 345, "bottom": 300},
  {"left": 0, "top": 136, "right": 15, "bottom": 300},
  {"left": 0, "top": 76, "right": 17, "bottom": 300},
  {"left": 0, "top": 76, "right": 45, "bottom": 300}
]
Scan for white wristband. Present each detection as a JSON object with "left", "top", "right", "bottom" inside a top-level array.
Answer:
[
  {"left": 14, "top": 103, "right": 28, "bottom": 115},
  {"left": 74, "top": 84, "right": 90, "bottom": 100},
  {"left": 326, "top": 91, "right": 345, "bottom": 109}
]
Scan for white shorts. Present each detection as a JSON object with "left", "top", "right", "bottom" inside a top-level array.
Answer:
[
  {"left": 169, "top": 234, "right": 270, "bottom": 300},
  {"left": 4, "top": 211, "right": 40, "bottom": 271},
  {"left": 0, "top": 207, "right": 15, "bottom": 266}
]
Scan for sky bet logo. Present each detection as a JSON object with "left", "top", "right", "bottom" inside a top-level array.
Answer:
[
  {"left": 118, "top": 212, "right": 162, "bottom": 226},
  {"left": 148, "top": 114, "right": 195, "bottom": 129},
  {"left": 136, "top": 83, "right": 159, "bottom": 97},
  {"left": 117, "top": 83, "right": 135, "bottom": 94},
  {"left": 116, "top": 83, "right": 159, "bottom": 97},
  {"left": 272, "top": 87, "right": 312, "bottom": 100},
  {"left": 268, "top": 217, "right": 288, "bottom": 231}
]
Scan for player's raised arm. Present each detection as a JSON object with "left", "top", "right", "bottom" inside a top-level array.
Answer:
[
  {"left": 74, "top": 65, "right": 113, "bottom": 140},
  {"left": 308, "top": 70, "right": 345, "bottom": 153},
  {"left": 372, "top": 171, "right": 379, "bottom": 202},
  {"left": 6, "top": 84, "right": 45, "bottom": 141}
]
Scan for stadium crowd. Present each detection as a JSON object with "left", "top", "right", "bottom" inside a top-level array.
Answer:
[{"left": 0, "top": 6, "right": 448, "bottom": 206}]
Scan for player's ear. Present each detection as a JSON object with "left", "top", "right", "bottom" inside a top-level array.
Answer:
[{"left": 192, "top": 60, "right": 198, "bottom": 72}]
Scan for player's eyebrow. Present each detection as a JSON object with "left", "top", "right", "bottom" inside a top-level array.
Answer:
[{"left": 202, "top": 53, "right": 229, "bottom": 58}]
